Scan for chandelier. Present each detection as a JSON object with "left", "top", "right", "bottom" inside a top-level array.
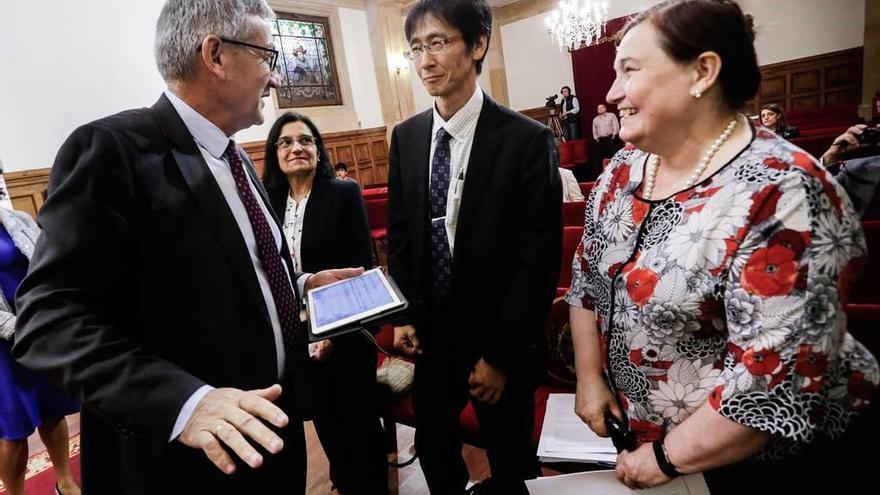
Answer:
[{"left": 545, "top": 0, "right": 609, "bottom": 51}]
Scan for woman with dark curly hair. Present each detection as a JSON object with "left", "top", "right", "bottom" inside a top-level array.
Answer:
[
  {"left": 567, "top": 1, "right": 877, "bottom": 492},
  {"left": 262, "top": 112, "right": 387, "bottom": 495}
]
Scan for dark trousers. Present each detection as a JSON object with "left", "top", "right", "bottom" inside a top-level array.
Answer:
[
  {"left": 590, "top": 136, "right": 619, "bottom": 179},
  {"left": 563, "top": 120, "right": 581, "bottom": 141},
  {"left": 412, "top": 338, "right": 539, "bottom": 495},
  {"left": 704, "top": 387, "right": 880, "bottom": 495},
  {"left": 312, "top": 336, "right": 388, "bottom": 495}
]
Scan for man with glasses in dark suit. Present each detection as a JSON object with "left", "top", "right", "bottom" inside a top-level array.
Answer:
[
  {"left": 388, "top": 1, "right": 562, "bottom": 493},
  {"left": 12, "top": 1, "right": 360, "bottom": 494}
]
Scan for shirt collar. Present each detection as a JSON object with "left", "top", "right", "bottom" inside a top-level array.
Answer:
[
  {"left": 164, "top": 89, "right": 231, "bottom": 159},
  {"left": 431, "top": 85, "right": 483, "bottom": 142}
]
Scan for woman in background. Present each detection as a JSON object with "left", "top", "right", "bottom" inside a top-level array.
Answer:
[
  {"left": 0, "top": 205, "right": 80, "bottom": 495},
  {"left": 262, "top": 112, "right": 387, "bottom": 495},
  {"left": 760, "top": 103, "right": 800, "bottom": 139}
]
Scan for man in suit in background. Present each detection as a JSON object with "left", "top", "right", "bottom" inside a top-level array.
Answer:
[
  {"left": 388, "top": 1, "right": 562, "bottom": 493},
  {"left": 12, "top": 1, "right": 359, "bottom": 493}
]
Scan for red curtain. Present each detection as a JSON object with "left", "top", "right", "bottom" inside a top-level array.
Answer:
[{"left": 571, "top": 16, "right": 630, "bottom": 138}]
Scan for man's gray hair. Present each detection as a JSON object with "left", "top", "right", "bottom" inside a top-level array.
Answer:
[{"left": 155, "top": 0, "right": 275, "bottom": 82}]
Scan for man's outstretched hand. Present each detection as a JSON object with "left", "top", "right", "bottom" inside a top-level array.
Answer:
[{"left": 178, "top": 384, "right": 289, "bottom": 474}]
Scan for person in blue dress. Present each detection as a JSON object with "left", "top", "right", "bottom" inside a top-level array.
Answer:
[{"left": 0, "top": 204, "right": 80, "bottom": 495}]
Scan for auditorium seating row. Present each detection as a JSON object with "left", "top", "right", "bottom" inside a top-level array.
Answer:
[
  {"left": 786, "top": 104, "right": 863, "bottom": 159},
  {"left": 556, "top": 139, "right": 589, "bottom": 170}
]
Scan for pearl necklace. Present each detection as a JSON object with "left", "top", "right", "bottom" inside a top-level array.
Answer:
[{"left": 643, "top": 116, "right": 739, "bottom": 200}]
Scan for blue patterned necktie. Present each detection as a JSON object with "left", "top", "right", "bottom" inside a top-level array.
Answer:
[
  {"left": 429, "top": 128, "right": 453, "bottom": 302},
  {"left": 223, "top": 141, "right": 313, "bottom": 416}
]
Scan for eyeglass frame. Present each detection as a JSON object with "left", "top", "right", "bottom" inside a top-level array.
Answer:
[
  {"left": 403, "top": 35, "right": 460, "bottom": 61},
  {"left": 197, "top": 36, "right": 279, "bottom": 71},
  {"left": 275, "top": 134, "right": 317, "bottom": 150}
]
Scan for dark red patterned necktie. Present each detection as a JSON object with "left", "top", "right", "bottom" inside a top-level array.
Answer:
[{"left": 224, "top": 141, "right": 312, "bottom": 415}]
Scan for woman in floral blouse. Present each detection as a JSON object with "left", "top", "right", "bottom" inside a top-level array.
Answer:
[{"left": 566, "top": 1, "right": 879, "bottom": 492}]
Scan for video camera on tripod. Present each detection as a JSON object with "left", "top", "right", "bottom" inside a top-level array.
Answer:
[
  {"left": 545, "top": 94, "right": 559, "bottom": 114},
  {"left": 545, "top": 94, "right": 563, "bottom": 140}
]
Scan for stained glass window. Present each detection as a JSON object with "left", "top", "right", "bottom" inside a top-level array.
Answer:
[{"left": 271, "top": 13, "right": 342, "bottom": 108}]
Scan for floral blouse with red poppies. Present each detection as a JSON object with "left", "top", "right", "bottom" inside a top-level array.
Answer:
[{"left": 566, "top": 126, "right": 878, "bottom": 459}]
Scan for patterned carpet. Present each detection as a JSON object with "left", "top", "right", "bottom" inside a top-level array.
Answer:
[{"left": 0, "top": 434, "right": 80, "bottom": 494}]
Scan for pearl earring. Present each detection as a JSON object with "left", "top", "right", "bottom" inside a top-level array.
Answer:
[{"left": 694, "top": 90, "right": 703, "bottom": 99}]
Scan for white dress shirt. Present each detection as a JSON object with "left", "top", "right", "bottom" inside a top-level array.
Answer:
[
  {"left": 592, "top": 112, "right": 620, "bottom": 140},
  {"left": 429, "top": 85, "right": 484, "bottom": 255},
  {"left": 282, "top": 194, "right": 309, "bottom": 273},
  {"left": 559, "top": 168, "right": 585, "bottom": 202},
  {"left": 164, "top": 90, "right": 294, "bottom": 440}
]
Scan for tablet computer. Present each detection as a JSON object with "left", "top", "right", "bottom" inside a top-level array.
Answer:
[{"left": 305, "top": 268, "right": 408, "bottom": 342}]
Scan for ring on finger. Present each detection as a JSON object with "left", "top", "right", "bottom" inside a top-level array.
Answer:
[{"left": 214, "top": 423, "right": 224, "bottom": 435}]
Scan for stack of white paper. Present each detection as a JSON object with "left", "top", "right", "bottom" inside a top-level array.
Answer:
[
  {"left": 536, "top": 393, "right": 618, "bottom": 464},
  {"left": 526, "top": 470, "right": 711, "bottom": 495}
]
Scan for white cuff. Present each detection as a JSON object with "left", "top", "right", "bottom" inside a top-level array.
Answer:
[
  {"left": 169, "top": 385, "right": 214, "bottom": 442},
  {"left": 297, "top": 273, "right": 312, "bottom": 297}
]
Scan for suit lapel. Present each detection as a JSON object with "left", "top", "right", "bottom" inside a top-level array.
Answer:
[
  {"left": 454, "top": 95, "right": 503, "bottom": 254},
  {"left": 409, "top": 111, "right": 432, "bottom": 259},
  {"left": 152, "top": 95, "right": 273, "bottom": 327}
]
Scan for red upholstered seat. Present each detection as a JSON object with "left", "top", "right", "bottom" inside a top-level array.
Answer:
[
  {"left": 558, "top": 226, "right": 584, "bottom": 289},
  {"left": 364, "top": 199, "right": 388, "bottom": 239},
  {"left": 578, "top": 181, "right": 594, "bottom": 198},
  {"left": 844, "top": 221, "right": 880, "bottom": 357},
  {"left": 362, "top": 187, "right": 388, "bottom": 201},
  {"left": 847, "top": 221, "right": 880, "bottom": 306},
  {"left": 571, "top": 139, "right": 589, "bottom": 167},
  {"left": 563, "top": 201, "right": 586, "bottom": 227},
  {"left": 557, "top": 141, "right": 575, "bottom": 169}
]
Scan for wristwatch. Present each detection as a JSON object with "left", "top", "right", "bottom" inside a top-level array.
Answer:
[{"left": 652, "top": 439, "right": 682, "bottom": 478}]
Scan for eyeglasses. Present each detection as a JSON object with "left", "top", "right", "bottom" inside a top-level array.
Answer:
[
  {"left": 404, "top": 36, "right": 459, "bottom": 61},
  {"left": 275, "top": 135, "right": 316, "bottom": 149},
  {"left": 209, "top": 37, "right": 279, "bottom": 71}
]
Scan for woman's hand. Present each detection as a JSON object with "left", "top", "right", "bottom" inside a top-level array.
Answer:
[
  {"left": 309, "top": 340, "right": 333, "bottom": 361},
  {"left": 574, "top": 376, "right": 623, "bottom": 437},
  {"left": 616, "top": 442, "right": 670, "bottom": 489}
]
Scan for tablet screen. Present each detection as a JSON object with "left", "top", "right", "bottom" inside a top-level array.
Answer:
[{"left": 308, "top": 268, "right": 403, "bottom": 334}]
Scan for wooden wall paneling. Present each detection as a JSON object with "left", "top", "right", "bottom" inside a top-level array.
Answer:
[
  {"left": 760, "top": 76, "right": 787, "bottom": 99},
  {"left": 791, "top": 70, "right": 820, "bottom": 93},
  {"left": 520, "top": 106, "right": 551, "bottom": 124},
  {"left": 242, "top": 126, "right": 389, "bottom": 188},
  {"left": 752, "top": 47, "right": 863, "bottom": 113},
  {"left": 826, "top": 89, "right": 859, "bottom": 106},
  {"left": 371, "top": 141, "right": 388, "bottom": 185},
  {"left": 6, "top": 168, "right": 51, "bottom": 219},
  {"left": 241, "top": 141, "right": 267, "bottom": 178},
  {"left": 354, "top": 142, "right": 372, "bottom": 185},
  {"left": 826, "top": 62, "right": 859, "bottom": 88}
]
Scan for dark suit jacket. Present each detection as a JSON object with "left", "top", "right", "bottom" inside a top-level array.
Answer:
[
  {"left": 387, "top": 94, "right": 562, "bottom": 374},
  {"left": 12, "top": 95, "right": 306, "bottom": 494},
  {"left": 267, "top": 176, "right": 374, "bottom": 349},
  {"left": 267, "top": 176, "right": 372, "bottom": 275}
]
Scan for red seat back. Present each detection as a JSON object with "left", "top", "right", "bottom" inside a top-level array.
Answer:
[
  {"left": 362, "top": 187, "right": 388, "bottom": 201},
  {"left": 557, "top": 141, "right": 575, "bottom": 169},
  {"left": 562, "top": 201, "right": 585, "bottom": 227},
  {"left": 571, "top": 139, "right": 588, "bottom": 165},
  {"left": 848, "top": 221, "right": 880, "bottom": 305},
  {"left": 558, "top": 225, "right": 584, "bottom": 289},
  {"left": 364, "top": 198, "right": 388, "bottom": 232},
  {"left": 578, "top": 181, "right": 594, "bottom": 198}
]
